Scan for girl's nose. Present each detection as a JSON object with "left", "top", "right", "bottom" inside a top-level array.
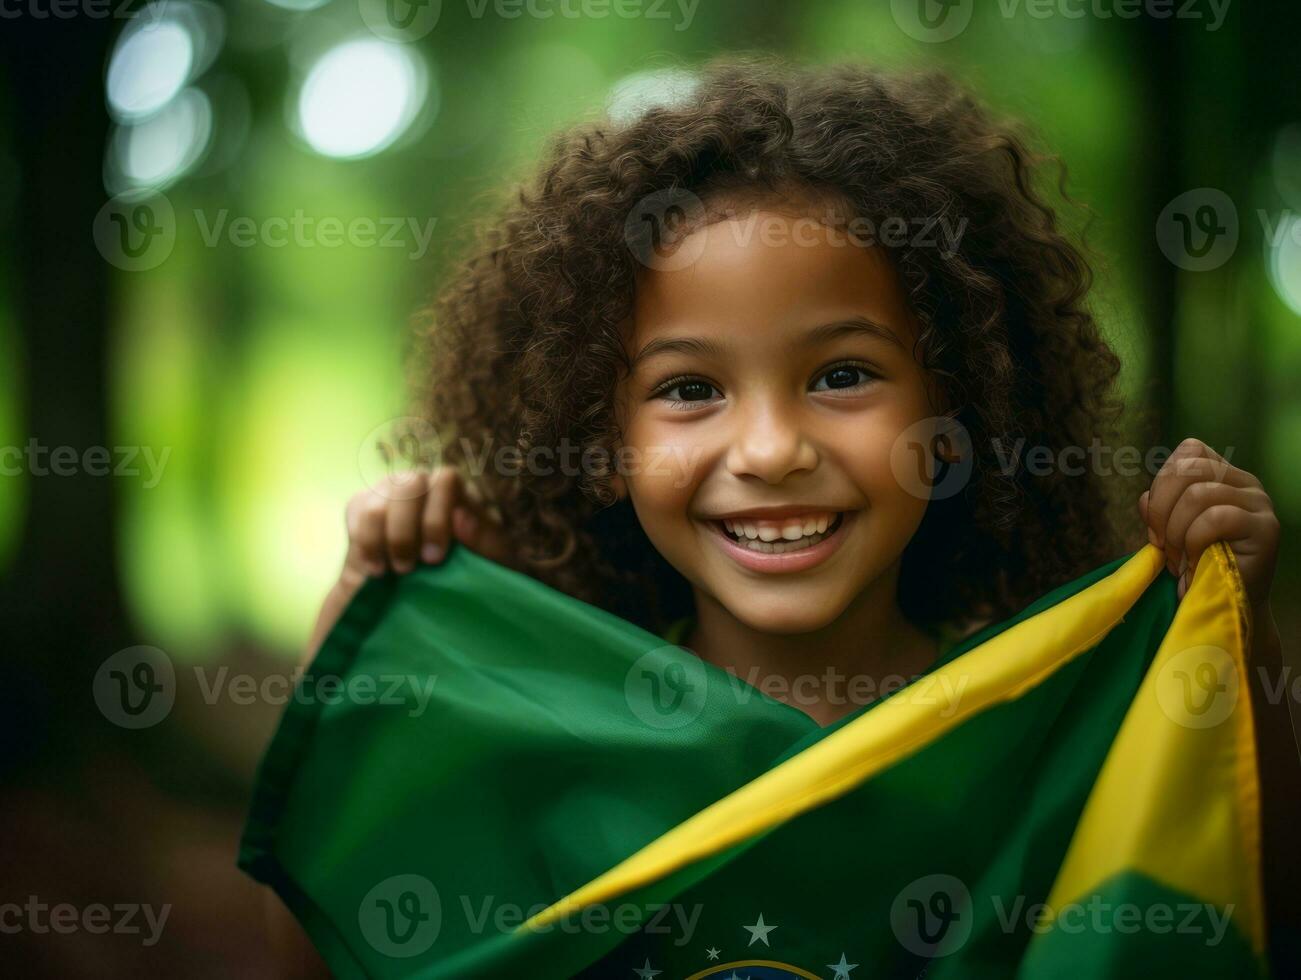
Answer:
[{"left": 724, "top": 402, "right": 818, "bottom": 485}]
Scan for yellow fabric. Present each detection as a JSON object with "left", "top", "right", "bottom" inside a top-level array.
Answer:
[
  {"left": 524, "top": 544, "right": 1173, "bottom": 932},
  {"left": 1038, "top": 541, "right": 1263, "bottom": 955}
]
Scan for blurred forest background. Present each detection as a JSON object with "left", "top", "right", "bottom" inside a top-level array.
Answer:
[{"left": 0, "top": 0, "right": 1297, "bottom": 975}]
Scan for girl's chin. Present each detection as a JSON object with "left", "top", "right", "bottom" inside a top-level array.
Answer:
[{"left": 709, "top": 590, "right": 856, "bottom": 635}]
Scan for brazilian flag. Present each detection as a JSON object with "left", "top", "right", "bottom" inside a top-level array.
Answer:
[{"left": 238, "top": 541, "right": 1268, "bottom": 978}]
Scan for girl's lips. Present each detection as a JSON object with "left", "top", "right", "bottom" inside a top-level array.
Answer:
[{"left": 704, "top": 510, "right": 856, "bottom": 574}]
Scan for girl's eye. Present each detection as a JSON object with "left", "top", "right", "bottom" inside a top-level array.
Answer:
[
  {"left": 812, "top": 363, "right": 876, "bottom": 392},
  {"left": 653, "top": 377, "right": 721, "bottom": 407}
]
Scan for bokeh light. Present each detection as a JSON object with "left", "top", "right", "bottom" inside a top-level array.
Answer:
[
  {"left": 1266, "top": 212, "right": 1301, "bottom": 315},
  {"left": 106, "top": 22, "right": 195, "bottom": 120},
  {"left": 606, "top": 68, "right": 699, "bottom": 127},
  {"left": 296, "top": 39, "right": 429, "bottom": 160},
  {"left": 108, "top": 88, "right": 214, "bottom": 192}
]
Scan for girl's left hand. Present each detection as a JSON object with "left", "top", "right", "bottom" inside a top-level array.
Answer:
[{"left": 1138, "top": 437, "right": 1280, "bottom": 611}]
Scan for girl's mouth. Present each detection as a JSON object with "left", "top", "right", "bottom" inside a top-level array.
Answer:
[{"left": 704, "top": 510, "right": 854, "bottom": 573}]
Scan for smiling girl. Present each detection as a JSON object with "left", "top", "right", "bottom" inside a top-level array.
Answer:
[{"left": 283, "top": 55, "right": 1296, "bottom": 973}]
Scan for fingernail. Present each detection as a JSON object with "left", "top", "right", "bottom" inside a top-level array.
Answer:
[
  {"left": 422, "top": 543, "right": 443, "bottom": 564},
  {"left": 368, "top": 561, "right": 386, "bottom": 577},
  {"left": 1178, "top": 570, "right": 1188, "bottom": 599},
  {"left": 1178, "top": 554, "right": 1187, "bottom": 576}
]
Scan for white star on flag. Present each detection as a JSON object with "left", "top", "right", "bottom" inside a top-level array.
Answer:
[
  {"left": 742, "top": 913, "right": 776, "bottom": 946},
  {"left": 828, "top": 952, "right": 858, "bottom": 978}
]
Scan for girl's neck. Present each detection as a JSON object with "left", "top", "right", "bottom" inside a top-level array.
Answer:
[{"left": 684, "top": 563, "right": 939, "bottom": 728}]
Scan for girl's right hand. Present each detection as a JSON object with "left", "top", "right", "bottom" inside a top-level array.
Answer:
[{"left": 304, "top": 468, "right": 514, "bottom": 661}]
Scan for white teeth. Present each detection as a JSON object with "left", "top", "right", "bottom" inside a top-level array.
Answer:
[{"left": 717, "top": 512, "right": 845, "bottom": 554}]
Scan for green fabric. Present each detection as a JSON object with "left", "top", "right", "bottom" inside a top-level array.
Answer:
[{"left": 238, "top": 546, "right": 1263, "bottom": 979}]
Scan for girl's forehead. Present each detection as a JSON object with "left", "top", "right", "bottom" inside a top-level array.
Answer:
[{"left": 629, "top": 210, "right": 910, "bottom": 336}]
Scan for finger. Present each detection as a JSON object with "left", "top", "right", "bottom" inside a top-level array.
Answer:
[
  {"left": 1138, "top": 490, "right": 1159, "bottom": 548},
  {"left": 1164, "top": 481, "right": 1265, "bottom": 578},
  {"left": 451, "top": 500, "right": 515, "bottom": 566},
  {"left": 385, "top": 470, "right": 429, "bottom": 573},
  {"left": 420, "top": 468, "right": 462, "bottom": 564},
  {"left": 344, "top": 490, "right": 388, "bottom": 577},
  {"left": 1146, "top": 449, "right": 1252, "bottom": 567},
  {"left": 1181, "top": 504, "right": 1260, "bottom": 597}
]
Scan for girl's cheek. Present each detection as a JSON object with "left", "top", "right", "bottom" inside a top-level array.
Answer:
[{"left": 622, "top": 417, "right": 712, "bottom": 510}]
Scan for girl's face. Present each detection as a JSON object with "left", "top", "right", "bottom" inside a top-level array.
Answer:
[{"left": 615, "top": 208, "right": 941, "bottom": 634}]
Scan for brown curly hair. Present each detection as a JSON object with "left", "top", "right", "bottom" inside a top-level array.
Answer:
[{"left": 410, "top": 53, "right": 1138, "bottom": 636}]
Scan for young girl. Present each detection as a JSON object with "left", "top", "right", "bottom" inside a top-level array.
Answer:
[{"left": 278, "top": 54, "right": 1294, "bottom": 974}]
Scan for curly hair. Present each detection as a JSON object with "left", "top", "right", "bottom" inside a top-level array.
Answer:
[{"left": 410, "top": 53, "right": 1138, "bottom": 636}]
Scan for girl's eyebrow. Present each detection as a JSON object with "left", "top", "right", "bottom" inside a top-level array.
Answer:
[{"left": 630, "top": 315, "right": 903, "bottom": 369}]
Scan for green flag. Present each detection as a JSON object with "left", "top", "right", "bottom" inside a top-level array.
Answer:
[{"left": 238, "top": 541, "right": 1267, "bottom": 979}]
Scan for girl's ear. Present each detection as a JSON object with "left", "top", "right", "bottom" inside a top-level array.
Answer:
[{"left": 609, "top": 471, "right": 629, "bottom": 501}]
